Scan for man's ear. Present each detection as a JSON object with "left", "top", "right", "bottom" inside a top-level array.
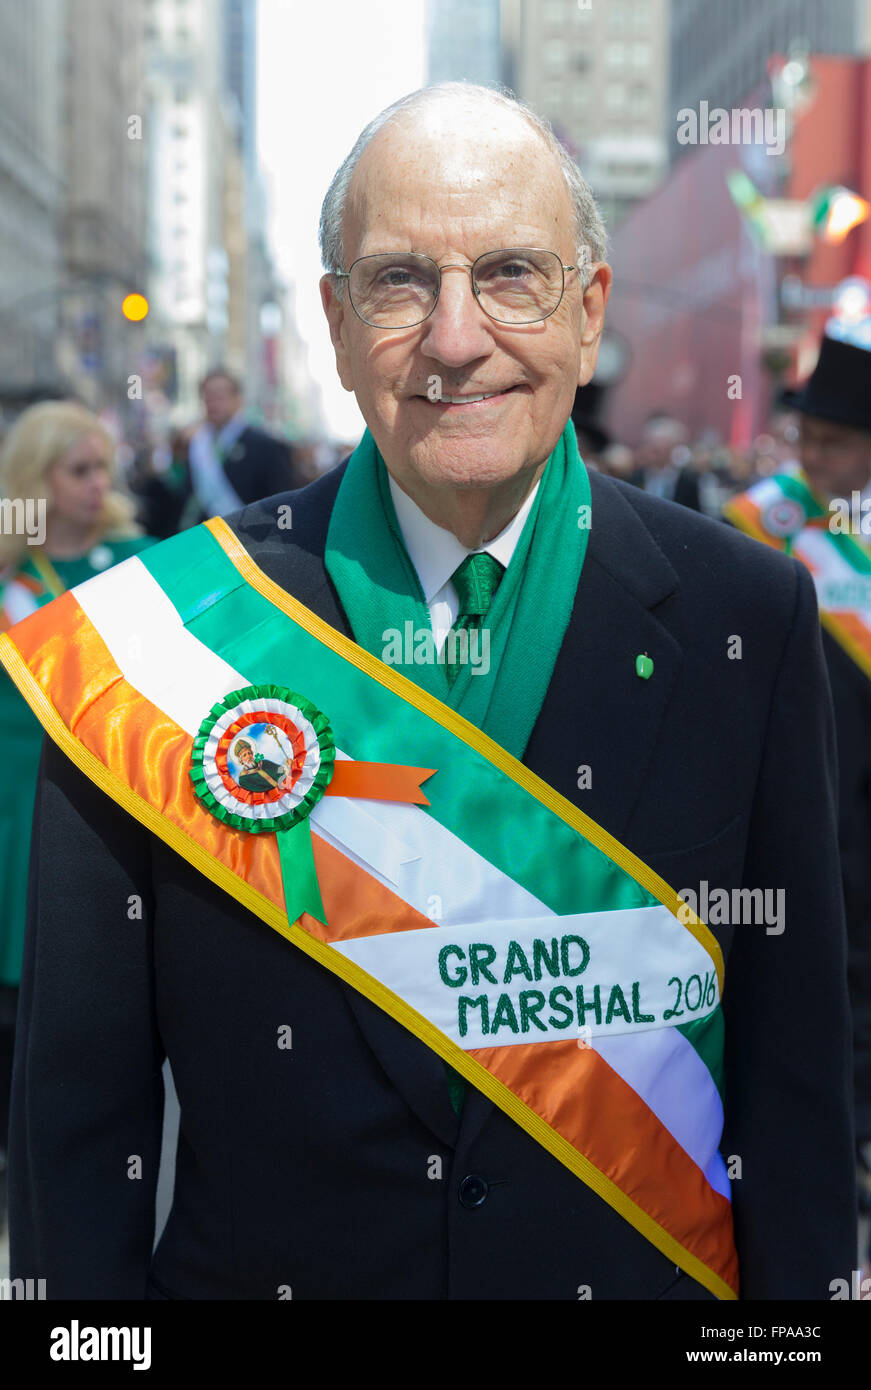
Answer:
[
  {"left": 577, "top": 262, "right": 613, "bottom": 388},
  {"left": 320, "top": 275, "right": 356, "bottom": 392}
]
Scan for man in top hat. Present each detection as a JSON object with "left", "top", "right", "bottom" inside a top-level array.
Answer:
[{"left": 726, "top": 327, "right": 871, "bottom": 1246}]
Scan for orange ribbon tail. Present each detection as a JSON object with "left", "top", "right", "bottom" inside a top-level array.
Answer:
[{"left": 326, "top": 762, "right": 436, "bottom": 805}]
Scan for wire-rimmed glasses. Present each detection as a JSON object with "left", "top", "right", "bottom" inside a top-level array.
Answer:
[{"left": 332, "top": 248, "right": 579, "bottom": 328}]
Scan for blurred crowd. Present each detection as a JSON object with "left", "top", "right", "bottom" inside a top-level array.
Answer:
[{"left": 575, "top": 407, "right": 804, "bottom": 521}]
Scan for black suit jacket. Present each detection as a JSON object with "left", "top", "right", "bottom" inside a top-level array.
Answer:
[
  {"left": 218, "top": 425, "right": 302, "bottom": 507},
  {"left": 9, "top": 466, "right": 857, "bottom": 1299}
]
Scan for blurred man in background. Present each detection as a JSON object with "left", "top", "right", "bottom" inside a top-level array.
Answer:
[
  {"left": 631, "top": 412, "right": 701, "bottom": 511},
  {"left": 171, "top": 368, "right": 304, "bottom": 529}
]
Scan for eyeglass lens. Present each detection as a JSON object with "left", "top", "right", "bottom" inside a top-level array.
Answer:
[{"left": 349, "top": 249, "right": 565, "bottom": 327}]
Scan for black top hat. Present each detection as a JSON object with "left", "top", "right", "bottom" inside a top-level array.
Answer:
[{"left": 782, "top": 332, "right": 871, "bottom": 432}]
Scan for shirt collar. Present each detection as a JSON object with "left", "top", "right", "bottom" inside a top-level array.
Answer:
[{"left": 387, "top": 470, "right": 541, "bottom": 602}]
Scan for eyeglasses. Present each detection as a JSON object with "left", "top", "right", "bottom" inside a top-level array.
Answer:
[{"left": 332, "top": 248, "right": 580, "bottom": 328}]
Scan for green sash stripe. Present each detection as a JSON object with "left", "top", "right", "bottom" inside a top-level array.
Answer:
[{"left": 139, "top": 525, "right": 653, "bottom": 919}]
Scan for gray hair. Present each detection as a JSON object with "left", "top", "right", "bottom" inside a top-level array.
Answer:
[{"left": 318, "top": 82, "right": 607, "bottom": 292}]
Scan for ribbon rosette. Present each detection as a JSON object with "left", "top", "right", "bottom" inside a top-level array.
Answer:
[{"left": 189, "top": 683, "right": 434, "bottom": 926}]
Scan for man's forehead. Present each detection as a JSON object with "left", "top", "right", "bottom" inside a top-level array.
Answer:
[
  {"left": 802, "top": 414, "right": 867, "bottom": 441},
  {"left": 345, "top": 106, "right": 573, "bottom": 254}
]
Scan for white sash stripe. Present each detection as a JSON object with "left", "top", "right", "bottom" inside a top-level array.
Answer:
[
  {"left": 796, "top": 529, "right": 871, "bottom": 616},
  {"left": 2, "top": 580, "right": 41, "bottom": 626},
  {"left": 331, "top": 906, "right": 719, "bottom": 1045}
]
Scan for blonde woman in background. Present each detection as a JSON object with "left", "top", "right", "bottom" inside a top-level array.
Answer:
[{"left": 0, "top": 400, "right": 156, "bottom": 1193}]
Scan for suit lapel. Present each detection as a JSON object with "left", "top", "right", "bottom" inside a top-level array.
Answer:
[{"left": 231, "top": 467, "right": 685, "bottom": 1152}]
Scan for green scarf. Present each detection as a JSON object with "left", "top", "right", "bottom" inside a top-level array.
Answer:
[{"left": 324, "top": 420, "right": 591, "bottom": 762}]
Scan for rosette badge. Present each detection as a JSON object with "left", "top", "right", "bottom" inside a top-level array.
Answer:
[
  {"left": 190, "top": 683, "right": 335, "bottom": 834},
  {"left": 190, "top": 683, "right": 434, "bottom": 927}
]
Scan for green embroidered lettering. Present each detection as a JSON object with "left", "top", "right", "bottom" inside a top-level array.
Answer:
[
  {"left": 576, "top": 983, "right": 602, "bottom": 1026},
  {"left": 684, "top": 973, "right": 703, "bottom": 1011},
  {"left": 631, "top": 981, "right": 654, "bottom": 1023},
  {"left": 438, "top": 945, "right": 467, "bottom": 988},
  {"left": 458, "top": 995, "right": 489, "bottom": 1038},
  {"left": 560, "top": 934, "right": 590, "bottom": 977},
  {"left": 532, "top": 937, "right": 560, "bottom": 981},
  {"left": 503, "top": 939, "right": 533, "bottom": 983},
  {"left": 547, "top": 985, "right": 574, "bottom": 1028},
  {"left": 605, "top": 983, "right": 632, "bottom": 1025},
  {"left": 518, "top": 989, "right": 547, "bottom": 1033},
  {"left": 490, "top": 992, "right": 520, "bottom": 1036},
  {"left": 663, "top": 976, "right": 684, "bottom": 1020},
  {"left": 469, "top": 942, "right": 498, "bottom": 986}
]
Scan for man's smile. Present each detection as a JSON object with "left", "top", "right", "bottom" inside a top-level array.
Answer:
[{"left": 413, "top": 384, "right": 528, "bottom": 410}]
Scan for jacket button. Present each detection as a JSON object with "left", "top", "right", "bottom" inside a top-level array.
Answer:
[{"left": 458, "top": 1174, "right": 489, "bottom": 1208}]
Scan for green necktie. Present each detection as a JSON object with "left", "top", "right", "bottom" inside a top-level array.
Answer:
[
  {"left": 442, "top": 552, "right": 504, "bottom": 1115},
  {"left": 445, "top": 552, "right": 505, "bottom": 687}
]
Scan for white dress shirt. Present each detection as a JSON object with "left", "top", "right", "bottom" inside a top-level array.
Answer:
[{"left": 388, "top": 473, "right": 540, "bottom": 653}]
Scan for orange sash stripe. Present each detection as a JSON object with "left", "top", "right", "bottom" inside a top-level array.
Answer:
[{"left": 470, "top": 1038, "right": 737, "bottom": 1294}]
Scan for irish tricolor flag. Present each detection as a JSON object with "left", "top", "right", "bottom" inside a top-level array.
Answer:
[{"left": 0, "top": 516, "right": 738, "bottom": 1299}]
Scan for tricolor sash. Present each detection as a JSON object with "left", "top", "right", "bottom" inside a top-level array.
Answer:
[
  {"left": 0, "top": 517, "right": 739, "bottom": 1299},
  {"left": 725, "top": 471, "right": 871, "bottom": 680}
]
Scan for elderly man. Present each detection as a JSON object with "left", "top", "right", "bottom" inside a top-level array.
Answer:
[{"left": 3, "top": 84, "right": 855, "bottom": 1301}]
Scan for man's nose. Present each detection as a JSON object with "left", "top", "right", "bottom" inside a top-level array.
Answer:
[{"left": 417, "top": 265, "right": 494, "bottom": 367}]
